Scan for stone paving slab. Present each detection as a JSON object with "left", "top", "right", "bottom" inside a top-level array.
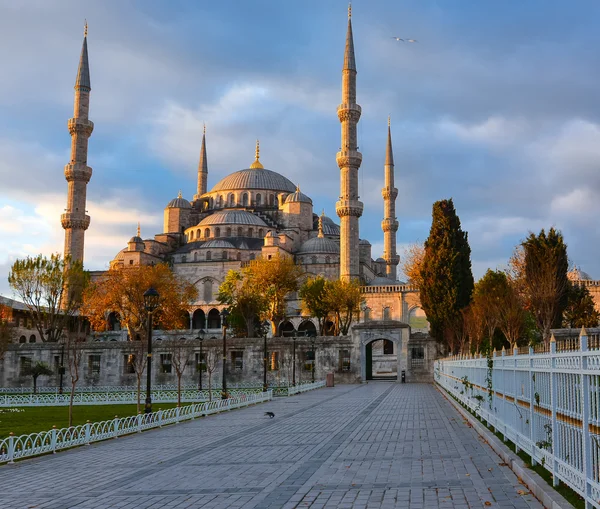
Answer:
[{"left": 0, "top": 384, "right": 546, "bottom": 508}]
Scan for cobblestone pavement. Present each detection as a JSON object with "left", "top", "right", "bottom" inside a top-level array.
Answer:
[{"left": 0, "top": 384, "right": 545, "bottom": 509}]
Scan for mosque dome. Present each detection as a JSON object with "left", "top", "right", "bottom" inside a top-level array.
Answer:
[
  {"left": 285, "top": 187, "right": 312, "bottom": 204},
  {"left": 313, "top": 214, "right": 340, "bottom": 236},
  {"left": 198, "top": 210, "right": 268, "bottom": 227},
  {"left": 199, "top": 239, "right": 236, "bottom": 249},
  {"left": 166, "top": 191, "right": 191, "bottom": 209},
  {"left": 359, "top": 239, "right": 371, "bottom": 245},
  {"left": 129, "top": 236, "right": 143, "bottom": 244},
  {"left": 368, "top": 276, "right": 399, "bottom": 286},
  {"left": 299, "top": 236, "right": 340, "bottom": 254},
  {"left": 568, "top": 266, "right": 593, "bottom": 281}
]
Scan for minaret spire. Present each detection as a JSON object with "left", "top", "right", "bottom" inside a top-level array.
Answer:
[
  {"left": 194, "top": 124, "right": 208, "bottom": 200},
  {"left": 336, "top": 5, "right": 363, "bottom": 281},
  {"left": 62, "top": 21, "right": 93, "bottom": 268},
  {"left": 382, "top": 117, "right": 399, "bottom": 280}
]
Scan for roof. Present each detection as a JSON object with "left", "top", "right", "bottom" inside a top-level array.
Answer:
[
  {"left": 197, "top": 239, "right": 236, "bottom": 249},
  {"left": 210, "top": 168, "right": 296, "bottom": 193},
  {"left": 0, "top": 295, "right": 29, "bottom": 312},
  {"left": 167, "top": 191, "right": 192, "bottom": 209},
  {"left": 359, "top": 239, "right": 371, "bottom": 245},
  {"left": 368, "top": 276, "right": 400, "bottom": 286},
  {"left": 198, "top": 210, "right": 268, "bottom": 227},
  {"left": 285, "top": 188, "right": 312, "bottom": 204},
  {"left": 313, "top": 214, "right": 340, "bottom": 236},
  {"left": 176, "top": 237, "right": 264, "bottom": 254},
  {"left": 128, "top": 236, "right": 143, "bottom": 243},
  {"left": 75, "top": 34, "right": 91, "bottom": 90},
  {"left": 568, "top": 267, "right": 593, "bottom": 281},
  {"left": 298, "top": 236, "right": 340, "bottom": 255}
]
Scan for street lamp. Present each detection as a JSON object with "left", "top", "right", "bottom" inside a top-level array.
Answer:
[
  {"left": 292, "top": 331, "right": 297, "bottom": 387},
  {"left": 311, "top": 336, "right": 316, "bottom": 383},
  {"left": 263, "top": 324, "right": 268, "bottom": 392},
  {"left": 195, "top": 330, "right": 205, "bottom": 391},
  {"left": 220, "top": 308, "right": 230, "bottom": 399},
  {"left": 143, "top": 287, "right": 160, "bottom": 414}
]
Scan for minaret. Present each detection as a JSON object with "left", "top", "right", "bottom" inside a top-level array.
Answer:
[
  {"left": 382, "top": 117, "right": 399, "bottom": 280},
  {"left": 336, "top": 4, "right": 363, "bottom": 281},
  {"left": 194, "top": 124, "right": 208, "bottom": 200},
  {"left": 61, "top": 21, "right": 93, "bottom": 265}
]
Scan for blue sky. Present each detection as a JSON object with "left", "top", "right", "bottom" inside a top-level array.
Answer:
[{"left": 1, "top": 0, "right": 600, "bottom": 296}]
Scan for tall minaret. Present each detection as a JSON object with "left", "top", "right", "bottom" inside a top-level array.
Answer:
[
  {"left": 194, "top": 124, "right": 208, "bottom": 200},
  {"left": 336, "top": 4, "right": 363, "bottom": 281},
  {"left": 61, "top": 22, "right": 93, "bottom": 266},
  {"left": 382, "top": 117, "right": 399, "bottom": 280}
]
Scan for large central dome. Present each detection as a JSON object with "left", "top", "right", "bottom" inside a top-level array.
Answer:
[{"left": 210, "top": 168, "right": 296, "bottom": 193}]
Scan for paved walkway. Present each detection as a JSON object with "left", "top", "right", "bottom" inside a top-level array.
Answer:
[{"left": 0, "top": 384, "right": 544, "bottom": 509}]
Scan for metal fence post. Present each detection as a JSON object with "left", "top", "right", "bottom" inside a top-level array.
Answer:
[
  {"left": 176, "top": 406, "right": 180, "bottom": 424},
  {"left": 137, "top": 412, "right": 142, "bottom": 433},
  {"left": 85, "top": 420, "right": 91, "bottom": 445},
  {"left": 549, "top": 337, "right": 559, "bottom": 486},
  {"left": 528, "top": 345, "right": 536, "bottom": 465},
  {"left": 113, "top": 415, "right": 119, "bottom": 438},
  {"left": 51, "top": 426, "right": 57, "bottom": 454},
  {"left": 7, "top": 432, "right": 14, "bottom": 464},
  {"left": 580, "top": 327, "right": 592, "bottom": 502}
]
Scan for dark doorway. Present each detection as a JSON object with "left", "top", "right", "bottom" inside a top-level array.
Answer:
[
  {"left": 207, "top": 308, "right": 221, "bottom": 329},
  {"left": 192, "top": 309, "right": 206, "bottom": 329},
  {"left": 365, "top": 339, "right": 397, "bottom": 381}
]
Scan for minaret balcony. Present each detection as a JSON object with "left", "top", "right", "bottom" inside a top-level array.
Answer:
[
  {"left": 337, "top": 103, "right": 361, "bottom": 122},
  {"left": 336, "top": 150, "right": 362, "bottom": 169},
  {"left": 68, "top": 117, "right": 94, "bottom": 136},
  {"left": 381, "top": 218, "right": 399, "bottom": 232},
  {"left": 64, "top": 163, "right": 93, "bottom": 183},
  {"left": 61, "top": 213, "right": 91, "bottom": 230},
  {"left": 381, "top": 187, "right": 398, "bottom": 200},
  {"left": 383, "top": 255, "right": 400, "bottom": 266},
  {"left": 336, "top": 200, "right": 363, "bottom": 218}
]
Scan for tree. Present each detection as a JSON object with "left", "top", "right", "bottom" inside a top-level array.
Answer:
[
  {"left": 463, "top": 303, "right": 485, "bottom": 354},
  {"left": 22, "top": 361, "right": 53, "bottom": 394},
  {"left": 8, "top": 254, "right": 88, "bottom": 342},
  {"left": 563, "top": 283, "right": 600, "bottom": 329},
  {"left": 0, "top": 304, "right": 15, "bottom": 361},
  {"left": 66, "top": 337, "right": 84, "bottom": 427},
  {"left": 245, "top": 255, "right": 303, "bottom": 336},
  {"left": 506, "top": 246, "right": 528, "bottom": 303},
  {"left": 204, "top": 347, "right": 219, "bottom": 402},
  {"left": 401, "top": 242, "right": 425, "bottom": 287},
  {"left": 299, "top": 276, "right": 331, "bottom": 335},
  {"left": 218, "top": 270, "right": 267, "bottom": 338},
  {"left": 124, "top": 340, "right": 147, "bottom": 413},
  {"left": 473, "top": 270, "right": 510, "bottom": 351},
  {"left": 167, "top": 340, "right": 194, "bottom": 407},
  {"left": 522, "top": 228, "right": 569, "bottom": 344},
  {"left": 420, "top": 199, "right": 474, "bottom": 344},
  {"left": 82, "top": 264, "right": 198, "bottom": 340},
  {"left": 324, "top": 279, "right": 363, "bottom": 335},
  {"left": 498, "top": 282, "right": 528, "bottom": 347}
]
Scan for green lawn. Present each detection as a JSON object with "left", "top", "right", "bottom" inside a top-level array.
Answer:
[{"left": 0, "top": 403, "right": 179, "bottom": 439}]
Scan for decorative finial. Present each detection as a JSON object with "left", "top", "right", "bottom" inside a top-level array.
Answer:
[
  {"left": 136, "top": 222, "right": 141, "bottom": 237},
  {"left": 84, "top": 20, "right": 88, "bottom": 37},
  {"left": 203, "top": 123, "right": 206, "bottom": 135},
  {"left": 388, "top": 115, "right": 391, "bottom": 128},
  {"left": 177, "top": 190, "right": 182, "bottom": 199},
  {"left": 321, "top": 209, "right": 325, "bottom": 217},
  {"left": 249, "top": 139, "right": 264, "bottom": 169},
  {"left": 348, "top": 3, "right": 352, "bottom": 19},
  {"left": 318, "top": 215, "right": 324, "bottom": 238},
  {"left": 296, "top": 184, "right": 300, "bottom": 193}
]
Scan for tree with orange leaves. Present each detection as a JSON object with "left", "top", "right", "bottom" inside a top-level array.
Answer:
[
  {"left": 400, "top": 242, "right": 425, "bottom": 288},
  {"left": 81, "top": 264, "right": 198, "bottom": 340}
]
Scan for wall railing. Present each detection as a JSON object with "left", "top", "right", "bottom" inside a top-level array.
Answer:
[
  {"left": 0, "top": 390, "right": 273, "bottom": 464},
  {"left": 435, "top": 329, "right": 600, "bottom": 508},
  {"left": 286, "top": 380, "right": 326, "bottom": 396}
]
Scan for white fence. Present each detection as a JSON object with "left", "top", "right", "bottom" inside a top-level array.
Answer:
[
  {"left": 0, "top": 382, "right": 268, "bottom": 394},
  {"left": 0, "top": 390, "right": 273, "bottom": 464},
  {"left": 287, "top": 380, "right": 326, "bottom": 396},
  {"left": 435, "top": 330, "right": 600, "bottom": 508}
]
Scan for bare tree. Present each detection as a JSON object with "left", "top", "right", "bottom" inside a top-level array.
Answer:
[
  {"left": 280, "top": 349, "right": 294, "bottom": 387},
  {"left": 66, "top": 336, "right": 84, "bottom": 427},
  {"left": 0, "top": 304, "right": 15, "bottom": 361},
  {"left": 125, "top": 340, "right": 148, "bottom": 413},
  {"left": 463, "top": 303, "right": 485, "bottom": 354},
  {"left": 498, "top": 285, "right": 527, "bottom": 347},
  {"left": 204, "top": 347, "right": 219, "bottom": 402},
  {"left": 167, "top": 340, "right": 193, "bottom": 407}
]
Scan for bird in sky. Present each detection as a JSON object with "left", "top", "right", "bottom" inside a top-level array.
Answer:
[{"left": 391, "top": 37, "right": 418, "bottom": 43}]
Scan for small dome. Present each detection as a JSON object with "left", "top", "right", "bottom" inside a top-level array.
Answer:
[
  {"left": 299, "top": 237, "right": 340, "bottom": 254},
  {"left": 375, "top": 257, "right": 385, "bottom": 263},
  {"left": 285, "top": 186, "right": 312, "bottom": 204},
  {"left": 198, "top": 210, "right": 268, "bottom": 227},
  {"left": 568, "top": 266, "right": 593, "bottom": 281},
  {"left": 167, "top": 191, "right": 191, "bottom": 209},
  {"left": 359, "top": 239, "right": 371, "bottom": 245},
  {"left": 368, "top": 276, "right": 398, "bottom": 286},
  {"left": 313, "top": 214, "right": 340, "bottom": 236},
  {"left": 129, "top": 236, "right": 143, "bottom": 244},
  {"left": 200, "top": 239, "right": 236, "bottom": 249}
]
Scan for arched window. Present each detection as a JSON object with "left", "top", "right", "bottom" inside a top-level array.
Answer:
[
  {"left": 298, "top": 320, "right": 317, "bottom": 337},
  {"left": 189, "top": 230, "right": 194, "bottom": 241},
  {"left": 279, "top": 321, "right": 295, "bottom": 337},
  {"left": 256, "top": 193, "right": 262, "bottom": 206},
  {"left": 206, "top": 251, "right": 212, "bottom": 261},
  {"left": 383, "top": 307, "right": 391, "bottom": 321},
  {"left": 242, "top": 193, "right": 248, "bottom": 206},
  {"left": 325, "top": 256, "right": 331, "bottom": 263},
  {"left": 311, "top": 256, "right": 317, "bottom": 264},
  {"left": 204, "top": 228, "right": 210, "bottom": 238},
  {"left": 207, "top": 308, "right": 221, "bottom": 329},
  {"left": 258, "top": 229, "right": 264, "bottom": 237},
  {"left": 29, "top": 334, "right": 36, "bottom": 343},
  {"left": 222, "top": 251, "right": 227, "bottom": 260},
  {"left": 194, "top": 252, "right": 198, "bottom": 262},
  {"left": 203, "top": 279, "right": 213, "bottom": 302},
  {"left": 236, "top": 252, "right": 241, "bottom": 261},
  {"left": 237, "top": 227, "right": 243, "bottom": 237},
  {"left": 216, "top": 195, "right": 222, "bottom": 208},
  {"left": 248, "top": 228, "right": 253, "bottom": 238},
  {"left": 227, "top": 193, "right": 235, "bottom": 206},
  {"left": 249, "top": 253, "right": 255, "bottom": 260},
  {"left": 226, "top": 227, "right": 231, "bottom": 237},
  {"left": 182, "top": 255, "right": 186, "bottom": 263},
  {"left": 197, "top": 229, "right": 201, "bottom": 239},
  {"left": 192, "top": 309, "right": 206, "bottom": 329},
  {"left": 19, "top": 335, "right": 26, "bottom": 343},
  {"left": 363, "top": 308, "right": 371, "bottom": 322},
  {"left": 215, "top": 227, "right": 220, "bottom": 238},
  {"left": 269, "top": 194, "right": 275, "bottom": 206}
]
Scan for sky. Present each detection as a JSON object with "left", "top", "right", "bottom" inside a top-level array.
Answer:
[{"left": 1, "top": 0, "right": 600, "bottom": 297}]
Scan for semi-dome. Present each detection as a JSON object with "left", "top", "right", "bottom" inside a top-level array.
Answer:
[
  {"left": 285, "top": 186, "right": 312, "bottom": 204},
  {"left": 298, "top": 236, "right": 340, "bottom": 254},
  {"left": 568, "top": 266, "right": 593, "bottom": 281},
  {"left": 167, "top": 191, "right": 191, "bottom": 209},
  {"left": 199, "top": 239, "right": 236, "bottom": 249},
  {"left": 198, "top": 210, "right": 268, "bottom": 227},
  {"left": 210, "top": 168, "right": 296, "bottom": 193}
]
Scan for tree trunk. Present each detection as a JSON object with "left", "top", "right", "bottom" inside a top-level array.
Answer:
[
  {"left": 33, "top": 375, "right": 38, "bottom": 394},
  {"left": 208, "top": 371, "right": 212, "bottom": 402},
  {"left": 136, "top": 374, "right": 141, "bottom": 414},
  {"left": 69, "top": 381, "right": 76, "bottom": 427},
  {"left": 245, "top": 317, "right": 255, "bottom": 338},
  {"left": 177, "top": 373, "right": 182, "bottom": 407}
]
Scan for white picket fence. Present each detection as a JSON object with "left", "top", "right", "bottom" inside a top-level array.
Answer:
[
  {"left": 435, "top": 329, "right": 600, "bottom": 508},
  {"left": 287, "top": 380, "right": 326, "bottom": 395},
  {"left": 0, "top": 390, "right": 273, "bottom": 464}
]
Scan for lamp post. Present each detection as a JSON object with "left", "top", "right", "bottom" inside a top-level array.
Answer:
[
  {"left": 292, "top": 331, "right": 296, "bottom": 387},
  {"left": 58, "top": 342, "right": 65, "bottom": 394},
  {"left": 220, "top": 309, "right": 230, "bottom": 399},
  {"left": 263, "top": 326, "right": 268, "bottom": 392},
  {"left": 143, "top": 287, "right": 160, "bottom": 414},
  {"left": 311, "top": 336, "right": 316, "bottom": 383},
  {"left": 196, "top": 330, "right": 205, "bottom": 391}
]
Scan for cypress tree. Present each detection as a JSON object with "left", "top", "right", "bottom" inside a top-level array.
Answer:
[{"left": 420, "top": 199, "right": 474, "bottom": 343}]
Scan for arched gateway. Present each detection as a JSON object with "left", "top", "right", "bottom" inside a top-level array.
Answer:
[{"left": 351, "top": 321, "right": 410, "bottom": 383}]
